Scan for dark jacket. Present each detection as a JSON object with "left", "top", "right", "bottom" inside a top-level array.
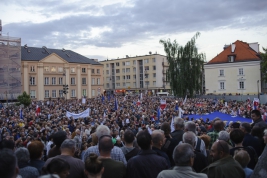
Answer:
[
  {"left": 152, "top": 146, "right": 171, "bottom": 168},
  {"left": 170, "top": 130, "right": 184, "bottom": 142},
  {"left": 202, "top": 155, "right": 245, "bottom": 178},
  {"left": 193, "top": 151, "right": 208, "bottom": 173},
  {"left": 162, "top": 136, "right": 179, "bottom": 166},
  {"left": 251, "top": 119, "right": 267, "bottom": 131},
  {"left": 127, "top": 149, "right": 168, "bottom": 178},
  {"left": 243, "top": 133, "right": 262, "bottom": 157}
]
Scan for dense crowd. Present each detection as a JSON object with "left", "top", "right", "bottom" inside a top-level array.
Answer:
[{"left": 0, "top": 95, "right": 267, "bottom": 178}]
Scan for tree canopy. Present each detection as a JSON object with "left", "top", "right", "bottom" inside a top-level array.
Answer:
[
  {"left": 260, "top": 47, "right": 267, "bottom": 82},
  {"left": 159, "top": 32, "right": 206, "bottom": 97},
  {"left": 17, "top": 91, "right": 31, "bottom": 107}
]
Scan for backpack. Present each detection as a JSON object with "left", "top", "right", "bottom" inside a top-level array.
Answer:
[
  {"left": 195, "top": 137, "right": 201, "bottom": 153},
  {"left": 125, "top": 147, "right": 140, "bottom": 161}
]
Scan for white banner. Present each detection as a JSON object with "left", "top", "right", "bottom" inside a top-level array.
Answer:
[
  {"left": 66, "top": 108, "right": 90, "bottom": 119},
  {"left": 82, "top": 98, "right": 86, "bottom": 104}
]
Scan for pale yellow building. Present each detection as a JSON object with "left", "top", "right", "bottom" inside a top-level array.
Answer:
[
  {"left": 100, "top": 54, "right": 170, "bottom": 95},
  {"left": 21, "top": 45, "right": 104, "bottom": 100}
]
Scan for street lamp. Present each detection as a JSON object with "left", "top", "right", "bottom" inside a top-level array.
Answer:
[
  {"left": 239, "top": 77, "right": 243, "bottom": 101},
  {"left": 257, "top": 80, "right": 260, "bottom": 99},
  {"left": 145, "top": 69, "right": 148, "bottom": 95}
]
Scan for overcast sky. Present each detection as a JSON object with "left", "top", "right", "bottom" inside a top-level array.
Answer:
[{"left": 1, "top": 0, "right": 267, "bottom": 62}]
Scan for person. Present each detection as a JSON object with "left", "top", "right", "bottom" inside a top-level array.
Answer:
[
  {"left": 83, "top": 125, "right": 127, "bottom": 165},
  {"left": 84, "top": 153, "right": 104, "bottom": 178},
  {"left": 127, "top": 130, "right": 168, "bottom": 178},
  {"left": 157, "top": 143, "right": 207, "bottom": 178},
  {"left": 15, "top": 147, "right": 39, "bottom": 178},
  {"left": 120, "top": 130, "right": 140, "bottom": 161},
  {"left": 218, "top": 131, "right": 232, "bottom": 149},
  {"left": 251, "top": 109, "right": 267, "bottom": 130},
  {"left": 73, "top": 129, "right": 82, "bottom": 145},
  {"left": 48, "top": 131, "right": 67, "bottom": 158},
  {"left": 182, "top": 131, "right": 207, "bottom": 173},
  {"left": 41, "top": 158, "right": 70, "bottom": 178},
  {"left": 201, "top": 140, "right": 245, "bottom": 178},
  {"left": 28, "top": 140, "right": 45, "bottom": 174},
  {"left": 207, "top": 120, "right": 224, "bottom": 149},
  {"left": 264, "top": 129, "right": 267, "bottom": 144},
  {"left": 234, "top": 150, "right": 253, "bottom": 178},
  {"left": 152, "top": 130, "right": 171, "bottom": 168},
  {"left": 0, "top": 148, "right": 19, "bottom": 178},
  {"left": 184, "top": 121, "right": 207, "bottom": 157},
  {"left": 98, "top": 135, "right": 126, "bottom": 178},
  {"left": 44, "top": 139, "right": 85, "bottom": 178},
  {"left": 46, "top": 134, "right": 54, "bottom": 156},
  {"left": 170, "top": 117, "right": 184, "bottom": 142},
  {"left": 0, "top": 139, "right": 15, "bottom": 150}
]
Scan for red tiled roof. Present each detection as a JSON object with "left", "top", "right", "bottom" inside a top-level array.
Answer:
[{"left": 208, "top": 40, "right": 261, "bottom": 64}]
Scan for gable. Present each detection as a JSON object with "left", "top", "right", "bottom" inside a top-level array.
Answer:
[{"left": 40, "top": 53, "right": 67, "bottom": 64}]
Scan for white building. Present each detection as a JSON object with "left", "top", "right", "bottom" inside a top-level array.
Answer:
[{"left": 204, "top": 40, "right": 261, "bottom": 95}]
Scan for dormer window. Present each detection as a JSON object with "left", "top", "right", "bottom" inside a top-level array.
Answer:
[{"left": 228, "top": 55, "right": 235, "bottom": 62}]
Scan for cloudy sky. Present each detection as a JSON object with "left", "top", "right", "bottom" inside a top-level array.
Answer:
[{"left": 1, "top": 0, "right": 267, "bottom": 62}]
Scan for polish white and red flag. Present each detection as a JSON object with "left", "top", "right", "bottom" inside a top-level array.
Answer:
[
  {"left": 160, "top": 100, "right": 166, "bottom": 110},
  {"left": 253, "top": 98, "right": 259, "bottom": 110},
  {"left": 36, "top": 105, "right": 41, "bottom": 116},
  {"left": 137, "top": 99, "right": 141, "bottom": 106}
]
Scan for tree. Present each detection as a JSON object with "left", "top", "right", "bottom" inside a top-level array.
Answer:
[
  {"left": 160, "top": 32, "right": 205, "bottom": 97},
  {"left": 17, "top": 91, "right": 31, "bottom": 107},
  {"left": 260, "top": 47, "right": 267, "bottom": 82}
]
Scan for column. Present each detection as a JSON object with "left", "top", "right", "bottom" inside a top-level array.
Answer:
[
  {"left": 37, "top": 63, "right": 44, "bottom": 100},
  {"left": 87, "top": 65, "right": 92, "bottom": 98},
  {"left": 23, "top": 62, "right": 29, "bottom": 95},
  {"left": 64, "top": 64, "right": 70, "bottom": 99},
  {"left": 77, "top": 65, "right": 81, "bottom": 99}
]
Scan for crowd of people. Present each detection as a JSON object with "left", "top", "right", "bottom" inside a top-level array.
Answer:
[{"left": 0, "top": 95, "right": 267, "bottom": 178}]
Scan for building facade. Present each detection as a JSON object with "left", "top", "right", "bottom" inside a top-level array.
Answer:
[
  {"left": 21, "top": 45, "right": 103, "bottom": 100},
  {"left": 204, "top": 40, "right": 261, "bottom": 95},
  {"left": 100, "top": 54, "right": 170, "bottom": 94}
]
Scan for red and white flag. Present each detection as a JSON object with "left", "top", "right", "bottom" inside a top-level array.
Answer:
[
  {"left": 160, "top": 100, "right": 166, "bottom": 110},
  {"left": 36, "top": 105, "right": 41, "bottom": 116},
  {"left": 253, "top": 98, "right": 259, "bottom": 110},
  {"left": 137, "top": 99, "right": 141, "bottom": 106}
]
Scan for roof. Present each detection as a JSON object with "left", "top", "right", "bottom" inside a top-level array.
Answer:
[
  {"left": 21, "top": 46, "right": 102, "bottom": 65},
  {"left": 100, "top": 54, "right": 166, "bottom": 62},
  {"left": 207, "top": 40, "right": 261, "bottom": 64}
]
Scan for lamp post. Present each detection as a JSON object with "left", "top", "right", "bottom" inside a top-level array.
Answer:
[
  {"left": 145, "top": 69, "right": 148, "bottom": 95},
  {"left": 257, "top": 80, "right": 260, "bottom": 99},
  {"left": 239, "top": 77, "right": 243, "bottom": 101}
]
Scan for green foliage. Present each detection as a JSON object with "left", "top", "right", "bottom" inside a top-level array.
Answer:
[
  {"left": 17, "top": 91, "right": 31, "bottom": 106},
  {"left": 261, "top": 47, "right": 267, "bottom": 82},
  {"left": 159, "top": 32, "right": 206, "bottom": 97}
]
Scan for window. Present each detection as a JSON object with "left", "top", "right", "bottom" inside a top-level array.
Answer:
[
  {"left": 116, "top": 69, "right": 120, "bottom": 73},
  {"left": 144, "top": 59, "right": 149, "bottom": 63},
  {"left": 91, "top": 69, "right": 95, "bottom": 74},
  {"left": 123, "top": 82, "right": 126, "bottom": 87},
  {"left": 71, "top": 67, "right": 75, "bottom": 73},
  {"left": 97, "top": 78, "right": 100, "bottom": 85},
  {"left": 239, "top": 81, "right": 244, "bottom": 89},
  {"left": 51, "top": 67, "right": 56, "bottom": 72},
  {"left": 92, "top": 78, "right": 95, "bottom": 85},
  {"left": 106, "top": 83, "right": 110, "bottom": 88},
  {"left": 126, "top": 68, "right": 130, "bottom": 73},
  {"left": 30, "top": 66, "right": 35, "bottom": 72},
  {"left": 153, "top": 73, "right": 156, "bottom": 78},
  {"left": 153, "top": 81, "right": 156, "bottom": 86},
  {"left": 97, "top": 69, "right": 100, "bottom": 74},
  {"left": 153, "top": 66, "right": 156, "bottom": 70},
  {"left": 116, "top": 62, "right": 120, "bottom": 66},
  {"left": 59, "top": 77, "right": 63, "bottom": 85},
  {"left": 133, "top": 60, "right": 136, "bottom": 65},
  {"left": 92, "top": 90, "right": 95, "bottom": 97},
  {"left": 52, "top": 90, "right": 56, "bottom": 98},
  {"left": 133, "top": 75, "right": 136, "bottom": 79},
  {"left": 239, "top": 68, "right": 243, "bottom": 75},
  {"left": 59, "top": 90, "right": 63, "bottom": 97},
  {"left": 106, "top": 64, "right": 109, "bottom": 67},
  {"left": 123, "top": 75, "right": 126, "bottom": 80},
  {"left": 219, "top": 69, "right": 224, "bottom": 76},
  {"left": 116, "top": 83, "right": 120, "bottom": 87},
  {"left": 82, "top": 78, "right": 86, "bottom": 85},
  {"left": 126, "top": 82, "right": 130, "bottom": 87},
  {"left": 71, "top": 90, "right": 76, "bottom": 97},
  {"left": 45, "top": 90, "right": 49, "bottom": 98},
  {"left": 58, "top": 67, "right": 63, "bottom": 73},
  {"left": 71, "top": 78, "right": 75, "bottom": 85},
  {"left": 82, "top": 89, "right": 87, "bottom": 96},
  {"left": 122, "top": 62, "right": 125, "bottom": 66},
  {"left": 220, "top": 82, "right": 225, "bottom": 90},
  {"left": 82, "top": 68, "right": 86, "bottom": 73},
  {"left": 133, "top": 67, "right": 136, "bottom": 72},
  {"left": 44, "top": 66, "right": 49, "bottom": 72},
  {"left": 30, "top": 90, "right": 36, "bottom": 98},
  {"left": 106, "top": 77, "right": 110, "bottom": 81},
  {"left": 126, "top": 61, "right": 130, "bottom": 66},
  {"left": 122, "top": 69, "right": 125, "bottom": 73},
  {"left": 152, "top": 58, "right": 156, "bottom": 62},
  {"left": 44, "top": 77, "right": 49, "bottom": 85},
  {"left": 145, "top": 81, "right": 150, "bottom": 86},
  {"left": 106, "top": 70, "right": 109, "bottom": 75},
  {"left": 145, "top": 66, "right": 149, "bottom": 70},
  {"left": 126, "top": 75, "right": 131, "bottom": 80},
  {"left": 145, "top": 74, "right": 149, "bottom": 78},
  {"left": 116, "top": 76, "right": 120, "bottom": 80},
  {"left": 228, "top": 55, "right": 235, "bottom": 62},
  {"left": 133, "top": 82, "right": 136, "bottom": 87},
  {"left": 51, "top": 77, "right": 56, "bottom": 85},
  {"left": 30, "top": 77, "right": 35, "bottom": 85}
]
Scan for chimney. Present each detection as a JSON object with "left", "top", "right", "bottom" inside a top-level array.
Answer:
[{"left": 231, "top": 43, "right": 236, "bottom": 53}]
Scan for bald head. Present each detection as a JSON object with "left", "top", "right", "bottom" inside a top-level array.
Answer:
[
  {"left": 210, "top": 140, "right": 229, "bottom": 162},
  {"left": 182, "top": 131, "right": 196, "bottom": 147},
  {"left": 98, "top": 136, "right": 113, "bottom": 155}
]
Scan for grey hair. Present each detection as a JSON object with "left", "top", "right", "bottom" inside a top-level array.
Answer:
[
  {"left": 174, "top": 117, "right": 184, "bottom": 129},
  {"left": 173, "top": 143, "right": 194, "bottom": 166},
  {"left": 15, "top": 147, "right": 30, "bottom": 162},
  {"left": 182, "top": 131, "right": 196, "bottom": 147},
  {"left": 60, "top": 139, "right": 76, "bottom": 150},
  {"left": 96, "top": 125, "right": 110, "bottom": 139},
  {"left": 218, "top": 131, "right": 230, "bottom": 142},
  {"left": 184, "top": 121, "right": 196, "bottom": 133}
]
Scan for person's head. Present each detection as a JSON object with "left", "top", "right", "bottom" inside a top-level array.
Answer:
[
  {"left": 173, "top": 143, "right": 195, "bottom": 167},
  {"left": 0, "top": 139, "right": 15, "bottom": 150},
  {"left": 218, "top": 131, "right": 230, "bottom": 142},
  {"left": 151, "top": 130, "right": 165, "bottom": 148},
  {"left": 210, "top": 140, "right": 229, "bottom": 162},
  {"left": 95, "top": 125, "right": 110, "bottom": 139},
  {"left": 213, "top": 120, "right": 224, "bottom": 132},
  {"left": 230, "top": 129, "right": 244, "bottom": 145},
  {"left": 184, "top": 121, "right": 196, "bottom": 134},
  {"left": 44, "top": 158, "right": 70, "bottom": 178},
  {"left": 251, "top": 110, "right": 261, "bottom": 122},
  {"left": 182, "top": 131, "right": 196, "bottom": 147},
  {"left": 75, "top": 129, "right": 81, "bottom": 135},
  {"left": 60, "top": 139, "right": 76, "bottom": 156},
  {"left": 264, "top": 129, "right": 267, "bottom": 144},
  {"left": 0, "top": 149, "right": 19, "bottom": 178},
  {"left": 28, "top": 141, "right": 44, "bottom": 160},
  {"left": 233, "top": 150, "right": 250, "bottom": 168},
  {"left": 251, "top": 126, "right": 263, "bottom": 138},
  {"left": 160, "top": 122, "right": 171, "bottom": 135},
  {"left": 84, "top": 153, "right": 104, "bottom": 178},
  {"left": 53, "top": 131, "right": 67, "bottom": 148},
  {"left": 137, "top": 130, "right": 152, "bottom": 150},
  {"left": 15, "top": 147, "right": 30, "bottom": 163},
  {"left": 199, "top": 134, "right": 211, "bottom": 149},
  {"left": 240, "top": 122, "right": 251, "bottom": 134},
  {"left": 98, "top": 135, "right": 113, "bottom": 155},
  {"left": 173, "top": 117, "right": 184, "bottom": 130},
  {"left": 123, "top": 130, "right": 135, "bottom": 144}
]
